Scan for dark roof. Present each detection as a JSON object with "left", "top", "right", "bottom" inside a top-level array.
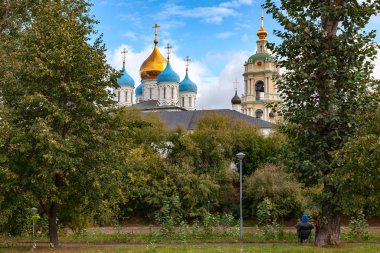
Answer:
[
  {"left": 133, "top": 100, "right": 186, "bottom": 111},
  {"left": 143, "top": 109, "right": 273, "bottom": 130}
]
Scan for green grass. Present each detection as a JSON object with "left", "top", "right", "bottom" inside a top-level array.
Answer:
[
  {"left": 1, "top": 230, "right": 380, "bottom": 244},
  {"left": 1, "top": 245, "right": 380, "bottom": 253}
]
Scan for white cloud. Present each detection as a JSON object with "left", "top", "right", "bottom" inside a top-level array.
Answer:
[
  {"left": 241, "top": 33, "right": 249, "bottom": 41},
  {"left": 108, "top": 43, "right": 251, "bottom": 109},
  {"left": 122, "top": 31, "right": 137, "bottom": 40},
  {"left": 161, "top": 4, "right": 237, "bottom": 24},
  {"left": 216, "top": 32, "right": 234, "bottom": 39},
  {"left": 158, "top": 0, "right": 254, "bottom": 24},
  {"left": 197, "top": 51, "right": 250, "bottom": 109},
  {"left": 220, "top": 0, "right": 254, "bottom": 8}
]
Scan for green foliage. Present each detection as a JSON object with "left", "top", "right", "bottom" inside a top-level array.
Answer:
[
  {"left": 245, "top": 164, "right": 304, "bottom": 220},
  {"left": 264, "top": 0, "right": 380, "bottom": 245},
  {"left": 332, "top": 108, "right": 380, "bottom": 216},
  {"left": 258, "top": 220, "right": 282, "bottom": 241},
  {"left": 0, "top": 0, "right": 127, "bottom": 244},
  {"left": 347, "top": 211, "right": 369, "bottom": 241},
  {"left": 145, "top": 228, "right": 158, "bottom": 253},
  {"left": 154, "top": 197, "right": 183, "bottom": 237}
]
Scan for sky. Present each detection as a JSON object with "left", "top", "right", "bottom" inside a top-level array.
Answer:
[{"left": 91, "top": 0, "right": 380, "bottom": 109}]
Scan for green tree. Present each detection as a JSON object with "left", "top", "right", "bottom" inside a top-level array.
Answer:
[
  {"left": 244, "top": 163, "right": 304, "bottom": 221},
  {"left": 265, "top": 0, "right": 380, "bottom": 246},
  {"left": 0, "top": 1, "right": 125, "bottom": 246},
  {"left": 333, "top": 106, "right": 380, "bottom": 216}
]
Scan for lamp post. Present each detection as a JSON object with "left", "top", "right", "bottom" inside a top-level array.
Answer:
[
  {"left": 236, "top": 152, "right": 245, "bottom": 240},
  {"left": 31, "top": 207, "right": 38, "bottom": 249}
]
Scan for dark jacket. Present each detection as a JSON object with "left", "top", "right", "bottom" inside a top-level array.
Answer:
[{"left": 295, "top": 221, "right": 314, "bottom": 238}]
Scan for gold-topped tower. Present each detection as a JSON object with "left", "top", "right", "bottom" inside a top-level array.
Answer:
[
  {"left": 139, "top": 24, "right": 167, "bottom": 80},
  {"left": 256, "top": 10, "right": 268, "bottom": 41},
  {"left": 241, "top": 12, "right": 282, "bottom": 123}
]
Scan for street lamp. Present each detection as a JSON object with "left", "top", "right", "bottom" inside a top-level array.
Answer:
[
  {"left": 236, "top": 152, "right": 245, "bottom": 240},
  {"left": 31, "top": 207, "right": 38, "bottom": 249}
]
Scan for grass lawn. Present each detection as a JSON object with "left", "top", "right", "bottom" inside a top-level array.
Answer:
[
  {"left": 2, "top": 230, "right": 379, "bottom": 244},
  {"left": 1, "top": 244, "right": 380, "bottom": 253}
]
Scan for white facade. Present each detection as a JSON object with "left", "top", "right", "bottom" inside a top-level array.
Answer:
[
  {"left": 180, "top": 92, "right": 196, "bottom": 111},
  {"left": 232, "top": 104, "right": 241, "bottom": 112},
  {"left": 114, "top": 86, "right": 134, "bottom": 107},
  {"left": 157, "top": 82, "right": 180, "bottom": 106},
  {"left": 142, "top": 79, "right": 159, "bottom": 101}
]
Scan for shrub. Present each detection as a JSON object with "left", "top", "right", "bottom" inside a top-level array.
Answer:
[{"left": 347, "top": 211, "right": 369, "bottom": 241}]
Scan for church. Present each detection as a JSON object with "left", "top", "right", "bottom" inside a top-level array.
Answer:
[
  {"left": 113, "top": 14, "right": 281, "bottom": 132},
  {"left": 114, "top": 24, "right": 197, "bottom": 112}
]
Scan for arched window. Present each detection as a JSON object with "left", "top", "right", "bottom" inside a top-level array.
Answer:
[
  {"left": 255, "top": 80, "right": 264, "bottom": 100},
  {"left": 255, "top": 109, "right": 263, "bottom": 119}
]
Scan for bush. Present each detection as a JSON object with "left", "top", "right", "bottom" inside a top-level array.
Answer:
[
  {"left": 245, "top": 164, "right": 304, "bottom": 219},
  {"left": 154, "top": 197, "right": 182, "bottom": 237},
  {"left": 347, "top": 211, "right": 369, "bottom": 241}
]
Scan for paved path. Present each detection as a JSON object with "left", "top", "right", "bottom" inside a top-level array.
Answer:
[{"left": 85, "top": 226, "right": 380, "bottom": 234}]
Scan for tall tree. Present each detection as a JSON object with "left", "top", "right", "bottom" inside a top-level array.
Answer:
[
  {"left": 265, "top": 0, "right": 380, "bottom": 246},
  {"left": 0, "top": 0, "right": 125, "bottom": 246}
]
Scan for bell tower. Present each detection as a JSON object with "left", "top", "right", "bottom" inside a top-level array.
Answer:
[{"left": 241, "top": 12, "right": 281, "bottom": 122}]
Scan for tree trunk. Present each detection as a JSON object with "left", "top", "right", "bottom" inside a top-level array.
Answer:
[
  {"left": 315, "top": 214, "right": 341, "bottom": 246},
  {"left": 48, "top": 203, "right": 59, "bottom": 247}
]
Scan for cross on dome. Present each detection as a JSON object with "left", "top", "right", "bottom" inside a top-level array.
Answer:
[
  {"left": 165, "top": 43, "right": 172, "bottom": 60},
  {"left": 233, "top": 79, "right": 239, "bottom": 92},
  {"left": 121, "top": 48, "right": 128, "bottom": 64},
  {"left": 184, "top": 56, "right": 191, "bottom": 72},
  {"left": 152, "top": 23, "right": 160, "bottom": 44}
]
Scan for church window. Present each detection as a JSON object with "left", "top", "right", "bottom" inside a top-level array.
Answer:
[
  {"left": 255, "top": 81, "right": 265, "bottom": 100},
  {"left": 125, "top": 91, "right": 128, "bottom": 102},
  {"left": 150, "top": 88, "right": 152, "bottom": 99},
  {"left": 189, "top": 97, "right": 192, "bottom": 107},
  {"left": 255, "top": 109, "right": 263, "bottom": 119},
  {"left": 164, "top": 87, "right": 166, "bottom": 99},
  {"left": 182, "top": 97, "right": 185, "bottom": 107},
  {"left": 266, "top": 77, "right": 270, "bottom": 93},
  {"left": 117, "top": 91, "right": 120, "bottom": 102},
  {"left": 171, "top": 87, "right": 174, "bottom": 99}
]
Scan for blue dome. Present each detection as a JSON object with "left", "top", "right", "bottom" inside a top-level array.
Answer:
[
  {"left": 117, "top": 63, "right": 135, "bottom": 87},
  {"left": 135, "top": 83, "right": 143, "bottom": 96},
  {"left": 179, "top": 72, "right": 197, "bottom": 93},
  {"left": 157, "top": 61, "right": 180, "bottom": 83}
]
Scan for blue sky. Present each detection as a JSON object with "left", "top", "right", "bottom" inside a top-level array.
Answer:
[{"left": 91, "top": 0, "right": 380, "bottom": 109}]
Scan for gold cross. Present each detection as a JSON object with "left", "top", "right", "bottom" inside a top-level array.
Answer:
[
  {"left": 121, "top": 48, "right": 128, "bottom": 63},
  {"left": 152, "top": 24, "right": 160, "bottom": 44},
  {"left": 184, "top": 56, "right": 191, "bottom": 71},
  {"left": 164, "top": 43, "right": 172, "bottom": 60}
]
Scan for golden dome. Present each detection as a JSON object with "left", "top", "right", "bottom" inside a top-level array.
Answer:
[
  {"left": 257, "top": 12, "right": 268, "bottom": 41},
  {"left": 139, "top": 45, "right": 167, "bottom": 80},
  {"left": 257, "top": 27, "right": 268, "bottom": 40}
]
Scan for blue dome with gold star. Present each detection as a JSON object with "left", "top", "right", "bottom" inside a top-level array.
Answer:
[
  {"left": 179, "top": 72, "right": 197, "bottom": 93},
  {"left": 117, "top": 63, "right": 135, "bottom": 87},
  {"left": 157, "top": 61, "right": 180, "bottom": 83},
  {"left": 135, "top": 83, "right": 143, "bottom": 96}
]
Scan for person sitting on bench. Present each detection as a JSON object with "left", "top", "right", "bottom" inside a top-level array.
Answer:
[{"left": 295, "top": 214, "right": 314, "bottom": 243}]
